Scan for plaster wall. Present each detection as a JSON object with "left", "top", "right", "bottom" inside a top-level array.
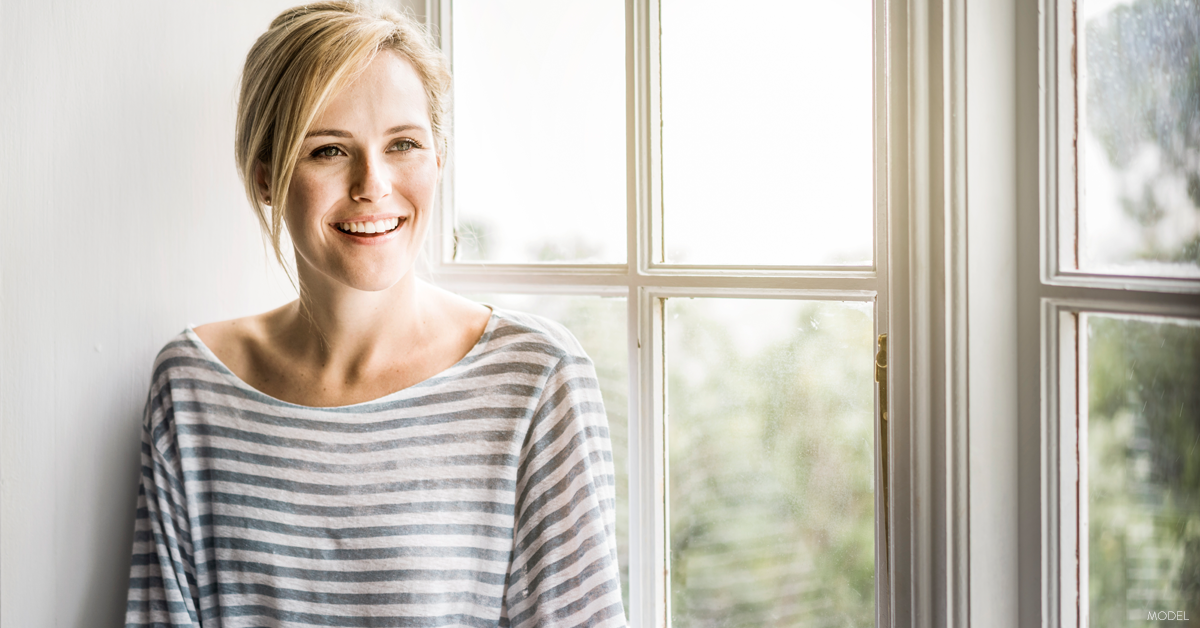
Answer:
[{"left": 1, "top": 1, "right": 423, "bottom": 624}]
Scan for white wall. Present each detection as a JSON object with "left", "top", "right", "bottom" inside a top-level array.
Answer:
[{"left": 0, "top": 1, "right": 423, "bottom": 625}]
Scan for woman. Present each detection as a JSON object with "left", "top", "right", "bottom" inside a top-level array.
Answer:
[{"left": 124, "top": 2, "right": 626, "bottom": 626}]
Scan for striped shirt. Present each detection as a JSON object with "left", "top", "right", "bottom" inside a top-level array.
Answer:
[{"left": 125, "top": 309, "right": 626, "bottom": 627}]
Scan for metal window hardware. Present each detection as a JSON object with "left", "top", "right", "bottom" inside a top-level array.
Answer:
[
  {"left": 875, "top": 333, "right": 888, "bottom": 422},
  {"left": 876, "top": 333, "right": 890, "bottom": 587}
]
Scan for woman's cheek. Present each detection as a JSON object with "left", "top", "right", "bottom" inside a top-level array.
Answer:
[
  {"left": 411, "top": 161, "right": 441, "bottom": 209},
  {"left": 288, "top": 170, "right": 340, "bottom": 225}
]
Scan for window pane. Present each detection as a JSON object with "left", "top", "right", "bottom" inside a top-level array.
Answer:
[
  {"left": 666, "top": 298, "right": 875, "bottom": 625},
  {"left": 660, "top": 1, "right": 874, "bottom": 267},
  {"left": 451, "top": 1, "right": 626, "bottom": 263},
  {"left": 1078, "top": 0, "right": 1200, "bottom": 278},
  {"left": 462, "top": 293, "right": 630, "bottom": 612},
  {"left": 1086, "top": 314, "right": 1200, "bottom": 622}
]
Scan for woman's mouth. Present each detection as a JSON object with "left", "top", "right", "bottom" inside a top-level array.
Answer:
[{"left": 335, "top": 217, "right": 404, "bottom": 237}]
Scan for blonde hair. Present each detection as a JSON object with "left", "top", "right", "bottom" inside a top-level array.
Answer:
[{"left": 234, "top": 1, "right": 450, "bottom": 274}]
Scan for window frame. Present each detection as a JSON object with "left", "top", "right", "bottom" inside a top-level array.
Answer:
[
  {"left": 1035, "top": 1, "right": 1200, "bottom": 626},
  {"left": 413, "top": 0, "right": 904, "bottom": 625},
  {"left": 413, "top": 0, "right": 1200, "bottom": 625},
  {"left": 1044, "top": 0, "right": 1200, "bottom": 294}
]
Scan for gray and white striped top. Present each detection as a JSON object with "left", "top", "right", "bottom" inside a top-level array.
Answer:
[{"left": 125, "top": 309, "right": 626, "bottom": 627}]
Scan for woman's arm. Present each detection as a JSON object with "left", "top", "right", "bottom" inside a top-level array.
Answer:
[
  {"left": 125, "top": 379, "right": 202, "bottom": 627},
  {"left": 503, "top": 353, "right": 627, "bottom": 627}
]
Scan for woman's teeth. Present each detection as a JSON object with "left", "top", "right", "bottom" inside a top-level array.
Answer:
[{"left": 336, "top": 217, "right": 401, "bottom": 234}]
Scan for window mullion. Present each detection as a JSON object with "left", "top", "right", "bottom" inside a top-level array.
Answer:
[
  {"left": 1039, "top": 285, "right": 1200, "bottom": 319},
  {"left": 627, "top": 0, "right": 664, "bottom": 624},
  {"left": 427, "top": 0, "right": 453, "bottom": 266},
  {"left": 628, "top": 287, "right": 665, "bottom": 628}
]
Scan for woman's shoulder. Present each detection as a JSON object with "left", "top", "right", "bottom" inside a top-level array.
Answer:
[
  {"left": 188, "top": 305, "right": 290, "bottom": 383},
  {"left": 487, "top": 307, "right": 589, "bottom": 362},
  {"left": 147, "top": 318, "right": 255, "bottom": 385},
  {"left": 141, "top": 324, "right": 244, "bottom": 415},
  {"left": 192, "top": 317, "right": 258, "bottom": 357},
  {"left": 146, "top": 328, "right": 208, "bottom": 379},
  {"left": 416, "top": 281, "right": 586, "bottom": 361}
]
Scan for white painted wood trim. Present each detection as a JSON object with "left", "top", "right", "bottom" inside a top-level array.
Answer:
[
  {"left": 630, "top": 288, "right": 666, "bottom": 628},
  {"left": 902, "top": 0, "right": 936, "bottom": 622},
  {"left": 886, "top": 0, "right": 917, "bottom": 621},
  {"left": 874, "top": 0, "right": 895, "bottom": 623},
  {"left": 1074, "top": 311, "right": 1089, "bottom": 628},
  {"left": 896, "top": 0, "right": 976, "bottom": 624},
  {"left": 945, "top": 0, "right": 970, "bottom": 622},
  {"left": 1054, "top": 308, "right": 1081, "bottom": 628},
  {"left": 429, "top": 0, "right": 454, "bottom": 266}
]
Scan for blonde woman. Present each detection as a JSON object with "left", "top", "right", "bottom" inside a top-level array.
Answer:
[{"left": 124, "top": 2, "right": 625, "bottom": 625}]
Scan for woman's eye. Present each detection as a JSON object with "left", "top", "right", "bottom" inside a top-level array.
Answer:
[
  {"left": 389, "top": 139, "right": 420, "bottom": 152},
  {"left": 311, "top": 145, "right": 344, "bottom": 158}
]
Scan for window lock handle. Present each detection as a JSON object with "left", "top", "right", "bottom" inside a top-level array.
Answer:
[{"left": 875, "top": 333, "right": 888, "bottom": 422}]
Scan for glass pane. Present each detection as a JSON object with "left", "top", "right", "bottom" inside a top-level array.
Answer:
[
  {"left": 660, "top": 1, "right": 874, "bottom": 267},
  {"left": 463, "top": 293, "right": 630, "bottom": 613},
  {"left": 1086, "top": 314, "right": 1200, "bottom": 622},
  {"left": 451, "top": 1, "right": 626, "bottom": 263},
  {"left": 666, "top": 298, "right": 875, "bottom": 625},
  {"left": 1078, "top": 0, "right": 1200, "bottom": 278}
]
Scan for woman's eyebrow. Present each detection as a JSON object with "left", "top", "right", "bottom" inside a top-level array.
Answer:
[
  {"left": 306, "top": 129, "right": 352, "bottom": 139},
  {"left": 305, "top": 124, "right": 427, "bottom": 139},
  {"left": 384, "top": 124, "right": 426, "bottom": 134}
]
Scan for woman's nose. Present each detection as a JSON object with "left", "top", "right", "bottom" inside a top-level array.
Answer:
[{"left": 350, "top": 155, "right": 390, "bottom": 203}]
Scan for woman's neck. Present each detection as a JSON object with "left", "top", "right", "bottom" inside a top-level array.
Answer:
[{"left": 279, "top": 265, "right": 433, "bottom": 380}]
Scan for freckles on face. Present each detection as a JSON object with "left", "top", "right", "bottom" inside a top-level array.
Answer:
[{"left": 282, "top": 51, "right": 441, "bottom": 291}]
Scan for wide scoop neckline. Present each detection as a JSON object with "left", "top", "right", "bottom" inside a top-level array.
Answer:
[{"left": 183, "top": 308, "right": 499, "bottom": 412}]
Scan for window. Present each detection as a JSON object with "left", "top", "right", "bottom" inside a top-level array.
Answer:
[
  {"left": 1042, "top": 0, "right": 1200, "bottom": 624},
  {"left": 415, "top": 0, "right": 896, "bottom": 624}
]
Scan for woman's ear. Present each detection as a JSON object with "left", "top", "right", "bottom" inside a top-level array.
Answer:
[{"left": 254, "top": 161, "right": 272, "bottom": 206}]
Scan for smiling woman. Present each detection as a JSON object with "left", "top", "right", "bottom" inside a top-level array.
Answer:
[
  {"left": 271, "top": 49, "right": 440, "bottom": 301},
  {"left": 123, "top": 2, "right": 626, "bottom": 626}
]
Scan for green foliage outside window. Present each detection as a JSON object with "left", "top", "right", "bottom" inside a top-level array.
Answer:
[
  {"left": 1088, "top": 316, "right": 1200, "bottom": 625},
  {"left": 668, "top": 300, "right": 875, "bottom": 627}
]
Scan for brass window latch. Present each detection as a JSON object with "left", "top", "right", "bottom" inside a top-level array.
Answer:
[
  {"left": 875, "top": 333, "right": 888, "bottom": 422},
  {"left": 876, "top": 332, "right": 890, "bottom": 581}
]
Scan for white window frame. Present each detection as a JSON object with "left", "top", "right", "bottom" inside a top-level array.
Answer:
[
  {"left": 1035, "top": 1, "right": 1200, "bottom": 626},
  {"left": 403, "top": 0, "right": 928, "bottom": 625},
  {"left": 407, "top": 0, "right": 1200, "bottom": 626}
]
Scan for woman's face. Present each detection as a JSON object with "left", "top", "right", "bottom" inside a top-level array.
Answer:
[{"left": 282, "top": 51, "right": 440, "bottom": 293}]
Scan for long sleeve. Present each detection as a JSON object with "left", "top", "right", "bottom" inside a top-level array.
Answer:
[
  {"left": 125, "top": 385, "right": 201, "bottom": 628},
  {"left": 502, "top": 354, "right": 627, "bottom": 627}
]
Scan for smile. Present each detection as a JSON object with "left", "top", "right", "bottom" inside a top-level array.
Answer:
[{"left": 335, "top": 217, "right": 403, "bottom": 236}]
